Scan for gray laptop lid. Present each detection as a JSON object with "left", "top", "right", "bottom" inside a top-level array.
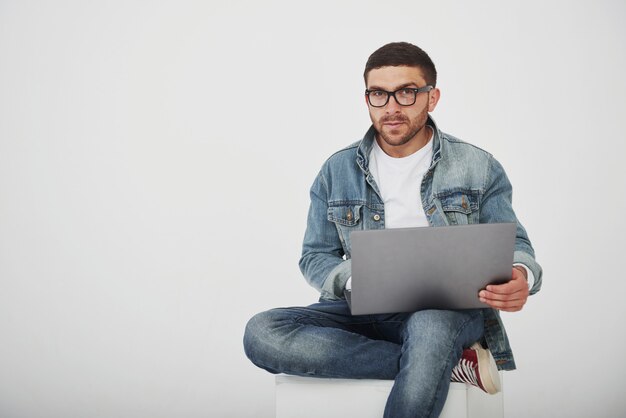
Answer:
[{"left": 348, "top": 223, "right": 516, "bottom": 315}]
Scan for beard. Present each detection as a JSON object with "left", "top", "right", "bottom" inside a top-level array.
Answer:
[{"left": 376, "top": 102, "right": 430, "bottom": 148}]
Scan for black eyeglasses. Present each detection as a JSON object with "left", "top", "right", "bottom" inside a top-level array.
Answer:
[{"left": 365, "top": 86, "right": 434, "bottom": 107}]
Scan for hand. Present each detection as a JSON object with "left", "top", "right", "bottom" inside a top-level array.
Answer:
[{"left": 479, "top": 267, "right": 529, "bottom": 312}]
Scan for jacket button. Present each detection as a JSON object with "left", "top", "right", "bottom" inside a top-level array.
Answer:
[{"left": 373, "top": 214, "right": 381, "bottom": 221}]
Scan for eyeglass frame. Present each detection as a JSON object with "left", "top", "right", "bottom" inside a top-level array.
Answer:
[{"left": 365, "top": 85, "right": 434, "bottom": 108}]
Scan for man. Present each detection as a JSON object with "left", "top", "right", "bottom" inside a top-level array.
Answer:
[{"left": 244, "top": 42, "right": 542, "bottom": 418}]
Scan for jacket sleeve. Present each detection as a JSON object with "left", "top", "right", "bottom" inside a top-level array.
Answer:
[
  {"left": 298, "top": 170, "right": 351, "bottom": 300},
  {"left": 480, "top": 156, "right": 543, "bottom": 295}
]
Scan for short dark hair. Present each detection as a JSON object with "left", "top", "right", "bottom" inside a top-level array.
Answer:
[{"left": 364, "top": 42, "right": 437, "bottom": 87}]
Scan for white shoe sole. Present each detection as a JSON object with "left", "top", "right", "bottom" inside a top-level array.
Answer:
[{"left": 472, "top": 343, "right": 502, "bottom": 394}]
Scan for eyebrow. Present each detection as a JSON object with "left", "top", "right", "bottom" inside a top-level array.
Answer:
[{"left": 367, "top": 82, "right": 420, "bottom": 91}]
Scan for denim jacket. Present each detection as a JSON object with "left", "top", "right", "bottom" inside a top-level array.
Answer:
[{"left": 299, "top": 116, "right": 542, "bottom": 370}]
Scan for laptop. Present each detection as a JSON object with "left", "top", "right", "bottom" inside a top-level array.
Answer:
[{"left": 345, "top": 223, "right": 516, "bottom": 315}]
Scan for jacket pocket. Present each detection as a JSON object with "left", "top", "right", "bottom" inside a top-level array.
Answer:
[
  {"left": 327, "top": 203, "right": 363, "bottom": 254},
  {"left": 438, "top": 191, "right": 479, "bottom": 225}
]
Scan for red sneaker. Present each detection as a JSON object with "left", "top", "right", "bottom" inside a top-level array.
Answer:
[{"left": 450, "top": 343, "right": 501, "bottom": 394}]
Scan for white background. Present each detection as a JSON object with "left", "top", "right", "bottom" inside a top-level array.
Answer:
[{"left": 1, "top": 1, "right": 625, "bottom": 417}]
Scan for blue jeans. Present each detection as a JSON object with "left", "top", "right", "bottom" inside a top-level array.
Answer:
[{"left": 243, "top": 301, "right": 484, "bottom": 418}]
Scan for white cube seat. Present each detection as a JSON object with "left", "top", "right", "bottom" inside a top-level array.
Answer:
[{"left": 275, "top": 374, "right": 503, "bottom": 418}]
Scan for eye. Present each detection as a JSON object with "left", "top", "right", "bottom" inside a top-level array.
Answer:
[
  {"left": 370, "top": 90, "right": 386, "bottom": 98},
  {"left": 398, "top": 88, "right": 414, "bottom": 97}
]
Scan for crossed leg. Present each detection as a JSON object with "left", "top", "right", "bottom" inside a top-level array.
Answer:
[{"left": 243, "top": 300, "right": 484, "bottom": 418}]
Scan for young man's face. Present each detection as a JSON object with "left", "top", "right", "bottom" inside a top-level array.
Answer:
[{"left": 365, "top": 66, "right": 440, "bottom": 157}]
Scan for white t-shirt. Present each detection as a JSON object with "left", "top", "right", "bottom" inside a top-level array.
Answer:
[{"left": 368, "top": 135, "right": 433, "bottom": 229}]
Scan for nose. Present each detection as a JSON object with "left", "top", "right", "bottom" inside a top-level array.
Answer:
[{"left": 385, "top": 94, "right": 403, "bottom": 113}]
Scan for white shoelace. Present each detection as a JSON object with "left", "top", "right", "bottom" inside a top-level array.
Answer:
[{"left": 451, "top": 359, "right": 479, "bottom": 387}]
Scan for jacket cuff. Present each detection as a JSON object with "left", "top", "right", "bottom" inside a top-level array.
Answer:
[{"left": 320, "top": 259, "right": 352, "bottom": 300}]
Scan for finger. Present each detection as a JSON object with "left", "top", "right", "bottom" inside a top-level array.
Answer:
[
  {"left": 480, "top": 295, "right": 526, "bottom": 308},
  {"left": 480, "top": 287, "right": 527, "bottom": 302},
  {"left": 481, "top": 297, "right": 526, "bottom": 312},
  {"left": 485, "top": 274, "right": 527, "bottom": 294},
  {"left": 480, "top": 288, "right": 528, "bottom": 306},
  {"left": 485, "top": 282, "right": 517, "bottom": 294}
]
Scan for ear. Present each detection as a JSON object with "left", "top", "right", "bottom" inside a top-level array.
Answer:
[{"left": 428, "top": 88, "right": 441, "bottom": 112}]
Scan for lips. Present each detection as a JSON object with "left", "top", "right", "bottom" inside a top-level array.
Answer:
[{"left": 382, "top": 119, "right": 406, "bottom": 129}]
